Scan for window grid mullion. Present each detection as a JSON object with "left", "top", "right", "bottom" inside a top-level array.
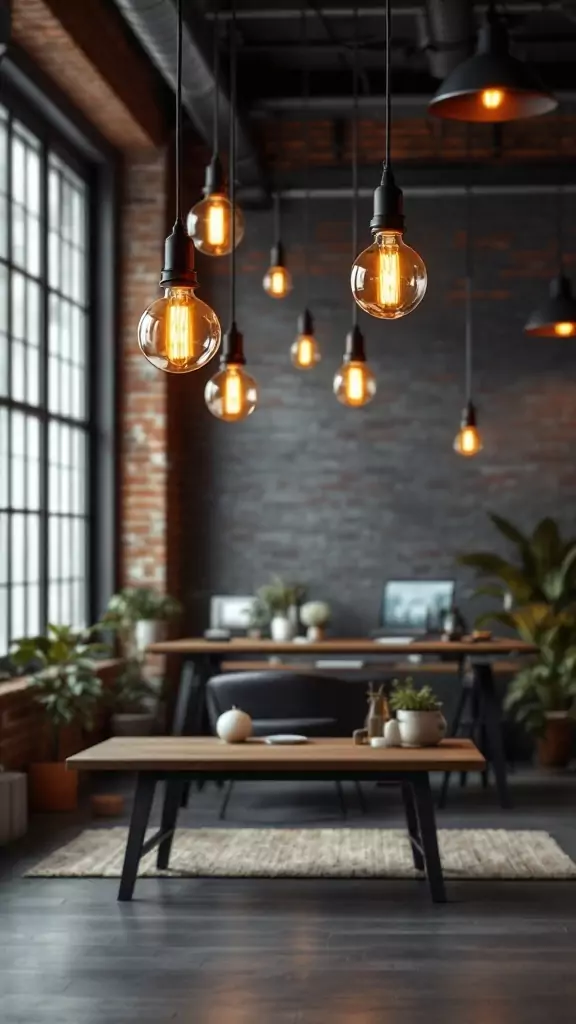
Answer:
[
  {"left": 39, "top": 136, "right": 49, "bottom": 633},
  {"left": 6, "top": 109, "right": 12, "bottom": 646}
]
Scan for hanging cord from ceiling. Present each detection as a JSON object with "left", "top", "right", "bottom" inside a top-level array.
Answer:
[
  {"left": 229, "top": 0, "right": 237, "bottom": 325},
  {"left": 351, "top": 4, "right": 359, "bottom": 327}
]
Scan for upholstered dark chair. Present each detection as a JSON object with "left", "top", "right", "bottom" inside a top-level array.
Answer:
[{"left": 206, "top": 671, "right": 369, "bottom": 818}]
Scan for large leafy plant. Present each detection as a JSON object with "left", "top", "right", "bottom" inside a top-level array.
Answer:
[
  {"left": 459, "top": 513, "right": 576, "bottom": 614},
  {"left": 11, "top": 624, "right": 105, "bottom": 761},
  {"left": 501, "top": 605, "right": 576, "bottom": 735}
]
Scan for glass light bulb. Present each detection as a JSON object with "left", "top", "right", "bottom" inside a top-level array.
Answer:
[
  {"left": 351, "top": 231, "right": 427, "bottom": 319},
  {"left": 205, "top": 363, "right": 258, "bottom": 422},
  {"left": 554, "top": 322, "right": 575, "bottom": 337},
  {"left": 481, "top": 88, "right": 504, "bottom": 110},
  {"left": 454, "top": 425, "right": 483, "bottom": 457},
  {"left": 263, "top": 264, "right": 292, "bottom": 299},
  {"left": 186, "top": 193, "right": 244, "bottom": 256},
  {"left": 291, "top": 333, "right": 320, "bottom": 369},
  {"left": 138, "top": 286, "right": 221, "bottom": 374},
  {"left": 333, "top": 360, "right": 376, "bottom": 407}
]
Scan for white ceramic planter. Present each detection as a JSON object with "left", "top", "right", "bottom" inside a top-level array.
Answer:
[
  {"left": 396, "top": 709, "right": 447, "bottom": 748},
  {"left": 111, "top": 712, "right": 156, "bottom": 737},
  {"left": 270, "top": 616, "right": 294, "bottom": 642},
  {"left": 135, "top": 620, "right": 168, "bottom": 652}
]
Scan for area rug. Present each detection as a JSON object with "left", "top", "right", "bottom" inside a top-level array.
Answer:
[{"left": 26, "top": 828, "right": 576, "bottom": 880}]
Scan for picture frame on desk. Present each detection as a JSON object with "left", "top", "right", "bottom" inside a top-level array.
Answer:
[
  {"left": 209, "top": 595, "right": 257, "bottom": 635},
  {"left": 380, "top": 580, "right": 455, "bottom": 635}
]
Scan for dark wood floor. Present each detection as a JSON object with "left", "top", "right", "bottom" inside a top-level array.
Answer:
[{"left": 1, "top": 770, "right": 576, "bottom": 1024}]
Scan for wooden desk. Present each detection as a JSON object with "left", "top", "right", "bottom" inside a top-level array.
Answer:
[
  {"left": 69, "top": 737, "right": 485, "bottom": 904},
  {"left": 148, "top": 636, "right": 534, "bottom": 810}
]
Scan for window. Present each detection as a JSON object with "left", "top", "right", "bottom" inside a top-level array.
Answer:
[{"left": 0, "top": 101, "right": 92, "bottom": 654}]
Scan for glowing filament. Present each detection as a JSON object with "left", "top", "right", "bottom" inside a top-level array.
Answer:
[
  {"left": 207, "top": 201, "right": 226, "bottom": 247},
  {"left": 378, "top": 245, "right": 401, "bottom": 308},
  {"left": 347, "top": 365, "right": 366, "bottom": 404},
  {"left": 554, "top": 322, "right": 575, "bottom": 337},
  {"left": 296, "top": 337, "right": 313, "bottom": 366},
  {"left": 455, "top": 426, "right": 482, "bottom": 457},
  {"left": 481, "top": 89, "right": 504, "bottom": 110},
  {"left": 166, "top": 295, "right": 193, "bottom": 367},
  {"left": 271, "top": 270, "right": 286, "bottom": 295},
  {"left": 223, "top": 368, "right": 242, "bottom": 417}
]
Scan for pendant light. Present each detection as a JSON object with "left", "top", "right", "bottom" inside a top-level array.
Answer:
[
  {"left": 292, "top": 8, "right": 320, "bottom": 370},
  {"left": 429, "top": 3, "right": 557, "bottom": 123},
  {"left": 205, "top": 0, "right": 257, "bottom": 422},
  {"left": 263, "top": 191, "right": 292, "bottom": 299},
  {"left": 524, "top": 187, "right": 576, "bottom": 337},
  {"left": 334, "top": 5, "right": 376, "bottom": 407},
  {"left": 138, "top": 0, "right": 221, "bottom": 373},
  {"left": 454, "top": 187, "right": 482, "bottom": 457},
  {"left": 351, "top": 0, "right": 426, "bottom": 319},
  {"left": 187, "top": 2, "right": 244, "bottom": 256}
]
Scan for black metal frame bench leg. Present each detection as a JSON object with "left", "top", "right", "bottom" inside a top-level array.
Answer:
[
  {"left": 157, "top": 779, "right": 185, "bottom": 869},
  {"left": 401, "top": 781, "right": 424, "bottom": 872},
  {"left": 118, "top": 773, "right": 156, "bottom": 902},
  {"left": 411, "top": 773, "right": 447, "bottom": 903}
]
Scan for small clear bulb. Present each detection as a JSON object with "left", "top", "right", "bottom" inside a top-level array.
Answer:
[
  {"left": 187, "top": 193, "right": 244, "bottom": 257},
  {"left": 205, "top": 363, "right": 258, "bottom": 422},
  {"left": 333, "top": 360, "right": 376, "bottom": 408}
]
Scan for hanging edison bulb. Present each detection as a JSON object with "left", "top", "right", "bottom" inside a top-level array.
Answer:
[
  {"left": 187, "top": 158, "right": 244, "bottom": 257},
  {"left": 205, "top": 324, "right": 258, "bottom": 422},
  {"left": 333, "top": 325, "right": 376, "bottom": 408},
  {"left": 263, "top": 242, "right": 292, "bottom": 299},
  {"left": 454, "top": 402, "right": 483, "bottom": 457},
  {"left": 291, "top": 309, "right": 320, "bottom": 369},
  {"left": 352, "top": 227, "right": 427, "bottom": 319},
  {"left": 139, "top": 225, "right": 221, "bottom": 374}
]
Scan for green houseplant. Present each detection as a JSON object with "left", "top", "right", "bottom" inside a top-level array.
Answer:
[
  {"left": 101, "top": 587, "right": 182, "bottom": 655},
  {"left": 11, "top": 624, "right": 105, "bottom": 811},
  {"left": 256, "top": 576, "right": 306, "bottom": 641},
  {"left": 390, "top": 679, "right": 446, "bottom": 748}
]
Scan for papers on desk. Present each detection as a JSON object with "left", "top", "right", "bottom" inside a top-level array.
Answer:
[
  {"left": 315, "top": 659, "right": 366, "bottom": 670},
  {"left": 374, "top": 636, "right": 415, "bottom": 645}
]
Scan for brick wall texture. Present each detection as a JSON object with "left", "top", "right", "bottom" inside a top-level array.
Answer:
[{"left": 179, "top": 191, "right": 576, "bottom": 634}]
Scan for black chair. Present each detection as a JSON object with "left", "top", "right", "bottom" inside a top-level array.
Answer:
[{"left": 206, "top": 671, "right": 369, "bottom": 819}]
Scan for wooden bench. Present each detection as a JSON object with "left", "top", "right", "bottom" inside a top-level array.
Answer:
[{"left": 68, "top": 737, "right": 485, "bottom": 904}]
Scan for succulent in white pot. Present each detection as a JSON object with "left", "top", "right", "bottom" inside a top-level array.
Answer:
[
  {"left": 390, "top": 679, "right": 447, "bottom": 748},
  {"left": 256, "top": 576, "right": 306, "bottom": 642},
  {"left": 300, "top": 600, "right": 331, "bottom": 641}
]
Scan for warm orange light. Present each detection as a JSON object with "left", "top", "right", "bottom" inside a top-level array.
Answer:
[
  {"left": 481, "top": 89, "right": 504, "bottom": 110},
  {"left": 378, "top": 242, "right": 401, "bottom": 308},
  {"left": 454, "top": 425, "right": 483, "bottom": 457},
  {"left": 333, "top": 360, "right": 376, "bottom": 408},
  {"left": 351, "top": 230, "right": 427, "bottom": 319},
  {"left": 138, "top": 286, "right": 221, "bottom": 374},
  {"left": 291, "top": 334, "right": 320, "bottom": 370},
  {"left": 187, "top": 193, "right": 244, "bottom": 257},
  {"left": 554, "top": 322, "right": 575, "bottom": 337},
  {"left": 263, "top": 264, "right": 292, "bottom": 299},
  {"left": 204, "top": 363, "right": 258, "bottom": 422}
]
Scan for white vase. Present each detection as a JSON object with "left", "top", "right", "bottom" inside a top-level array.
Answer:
[
  {"left": 216, "top": 707, "right": 253, "bottom": 743},
  {"left": 383, "top": 718, "right": 402, "bottom": 747},
  {"left": 135, "top": 620, "right": 167, "bottom": 652},
  {"left": 270, "top": 616, "right": 294, "bottom": 642},
  {"left": 396, "top": 709, "right": 447, "bottom": 748}
]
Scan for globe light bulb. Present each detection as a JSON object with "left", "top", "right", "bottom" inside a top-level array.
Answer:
[
  {"left": 454, "top": 424, "right": 483, "bottom": 457},
  {"left": 187, "top": 193, "right": 245, "bottom": 257},
  {"left": 291, "top": 311, "right": 320, "bottom": 370},
  {"left": 351, "top": 230, "right": 427, "bottom": 319},
  {"left": 554, "top": 322, "right": 575, "bottom": 337},
  {"left": 333, "top": 360, "right": 376, "bottom": 408},
  {"left": 481, "top": 88, "right": 504, "bottom": 110},
  {"left": 205, "top": 363, "right": 258, "bottom": 422},
  {"left": 138, "top": 286, "right": 221, "bottom": 374},
  {"left": 263, "top": 263, "right": 292, "bottom": 299}
]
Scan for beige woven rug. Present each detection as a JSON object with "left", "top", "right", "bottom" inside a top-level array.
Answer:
[{"left": 27, "top": 828, "right": 576, "bottom": 880}]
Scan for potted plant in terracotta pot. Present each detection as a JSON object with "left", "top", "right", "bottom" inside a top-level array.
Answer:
[
  {"left": 100, "top": 587, "right": 182, "bottom": 655},
  {"left": 390, "top": 679, "right": 447, "bottom": 747},
  {"left": 11, "top": 625, "right": 105, "bottom": 811},
  {"left": 256, "top": 576, "right": 305, "bottom": 641},
  {"left": 110, "top": 657, "right": 158, "bottom": 736}
]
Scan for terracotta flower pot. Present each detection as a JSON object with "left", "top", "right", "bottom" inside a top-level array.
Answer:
[
  {"left": 537, "top": 714, "right": 574, "bottom": 769},
  {"left": 28, "top": 763, "right": 78, "bottom": 812}
]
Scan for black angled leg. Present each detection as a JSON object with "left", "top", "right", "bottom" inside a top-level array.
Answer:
[
  {"left": 118, "top": 773, "right": 156, "bottom": 902},
  {"left": 411, "top": 773, "right": 447, "bottom": 903},
  {"left": 476, "top": 662, "right": 512, "bottom": 809},
  {"left": 335, "top": 780, "right": 347, "bottom": 818},
  {"left": 219, "top": 780, "right": 234, "bottom": 820},
  {"left": 401, "top": 781, "right": 424, "bottom": 872},
  {"left": 439, "top": 683, "right": 468, "bottom": 809},
  {"left": 157, "top": 779, "right": 184, "bottom": 869}
]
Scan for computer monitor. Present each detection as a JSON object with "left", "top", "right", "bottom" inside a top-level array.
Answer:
[{"left": 381, "top": 579, "right": 455, "bottom": 634}]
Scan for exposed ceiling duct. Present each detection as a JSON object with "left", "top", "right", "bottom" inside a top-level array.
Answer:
[
  {"left": 424, "top": 0, "right": 476, "bottom": 80},
  {"left": 112, "top": 0, "right": 266, "bottom": 197}
]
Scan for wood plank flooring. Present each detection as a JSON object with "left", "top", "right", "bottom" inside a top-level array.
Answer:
[{"left": 1, "top": 771, "right": 576, "bottom": 1024}]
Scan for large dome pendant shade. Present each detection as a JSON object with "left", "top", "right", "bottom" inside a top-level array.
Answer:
[
  {"left": 524, "top": 274, "right": 576, "bottom": 337},
  {"left": 428, "top": 9, "right": 557, "bottom": 123}
]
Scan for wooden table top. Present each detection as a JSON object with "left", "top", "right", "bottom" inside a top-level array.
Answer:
[
  {"left": 148, "top": 636, "right": 537, "bottom": 657},
  {"left": 68, "top": 737, "right": 485, "bottom": 774}
]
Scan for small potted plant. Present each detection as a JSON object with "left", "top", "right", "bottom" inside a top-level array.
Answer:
[
  {"left": 110, "top": 658, "right": 158, "bottom": 736},
  {"left": 256, "top": 576, "right": 305, "bottom": 641},
  {"left": 11, "top": 625, "right": 105, "bottom": 811},
  {"left": 390, "top": 678, "right": 447, "bottom": 747},
  {"left": 100, "top": 587, "right": 182, "bottom": 654},
  {"left": 300, "top": 600, "right": 331, "bottom": 641}
]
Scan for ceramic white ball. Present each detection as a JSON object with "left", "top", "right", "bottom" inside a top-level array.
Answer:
[{"left": 216, "top": 706, "right": 253, "bottom": 743}]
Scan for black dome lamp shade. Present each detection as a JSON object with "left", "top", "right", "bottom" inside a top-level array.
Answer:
[
  {"left": 428, "top": 4, "right": 557, "bottom": 123},
  {"left": 524, "top": 274, "right": 576, "bottom": 338}
]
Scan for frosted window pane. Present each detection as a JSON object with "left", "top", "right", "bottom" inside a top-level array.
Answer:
[
  {"left": 48, "top": 581, "right": 59, "bottom": 624},
  {"left": 49, "top": 515, "right": 60, "bottom": 583},
  {"left": 11, "top": 514, "right": 25, "bottom": 585},
  {"left": 12, "top": 137, "right": 25, "bottom": 205},
  {"left": 10, "top": 413, "right": 25, "bottom": 508},
  {"left": 49, "top": 231, "right": 59, "bottom": 290},
  {"left": 27, "top": 513, "right": 40, "bottom": 583},
  {"left": 61, "top": 518, "right": 71, "bottom": 579},
  {"left": 0, "top": 587, "right": 7, "bottom": 654},
  {"left": 27, "top": 148, "right": 40, "bottom": 215},
  {"left": 26, "top": 214, "right": 40, "bottom": 277},
  {"left": 0, "top": 195, "right": 7, "bottom": 260},
  {"left": 27, "top": 279, "right": 40, "bottom": 347},
  {"left": 26, "top": 345, "right": 39, "bottom": 407},
  {"left": 11, "top": 340, "right": 26, "bottom": 403},
  {"left": 27, "top": 582, "right": 40, "bottom": 636},
  {"left": 0, "top": 514, "right": 7, "bottom": 583},
  {"left": 0, "top": 333, "right": 7, "bottom": 397},
  {"left": 0, "top": 118, "right": 6, "bottom": 195},
  {"left": 12, "top": 272, "right": 25, "bottom": 340},
  {"left": 12, "top": 202, "right": 25, "bottom": 268},
  {"left": 11, "top": 584, "right": 25, "bottom": 640},
  {"left": 49, "top": 355, "right": 59, "bottom": 415},
  {"left": 49, "top": 169, "right": 59, "bottom": 226}
]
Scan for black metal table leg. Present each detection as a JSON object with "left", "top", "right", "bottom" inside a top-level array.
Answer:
[
  {"left": 439, "top": 680, "right": 469, "bottom": 809},
  {"left": 476, "top": 662, "right": 512, "bottom": 809},
  {"left": 157, "top": 779, "right": 185, "bottom": 869},
  {"left": 118, "top": 773, "right": 157, "bottom": 902},
  {"left": 401, "top": 781, "right": 424, "bottom": 872},
  {"left": 411, "top": 772, "right": 447, "bottom": 903}
]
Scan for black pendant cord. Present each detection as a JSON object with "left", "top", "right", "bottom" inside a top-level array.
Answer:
[
  {"left": 464, "top": 183, "right": 473, "bottom": 406},
  {"left": 229, "top": 0, "right": 237, "bottom": 327},
  {"left": 302, "top": 4, "right": 310, "bottom": 308},
  {"left": 175, "top": 0, "right": 183, "bottom": 222},
  {"left": 351, "top": 4, "right": 359, "bottom": 328},
  {"left": 556, "top": 184, "right": 564, "bottom": 275},
  {"left": 274, "top": 189, "right": 281, "bottom": 246},
  {"left": 212, "top": 0, "right": 220, "bottom": 159},
  {"left": 384, "top": 0, "right": 391, "bottom": 169}
]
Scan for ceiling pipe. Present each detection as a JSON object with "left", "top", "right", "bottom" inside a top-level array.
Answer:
[
  {"left": 423, "top": 0, "right": 475, "bottom": 79},
  {"left": 112, "top": 0, "right": 266, "bottom": 196}
]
